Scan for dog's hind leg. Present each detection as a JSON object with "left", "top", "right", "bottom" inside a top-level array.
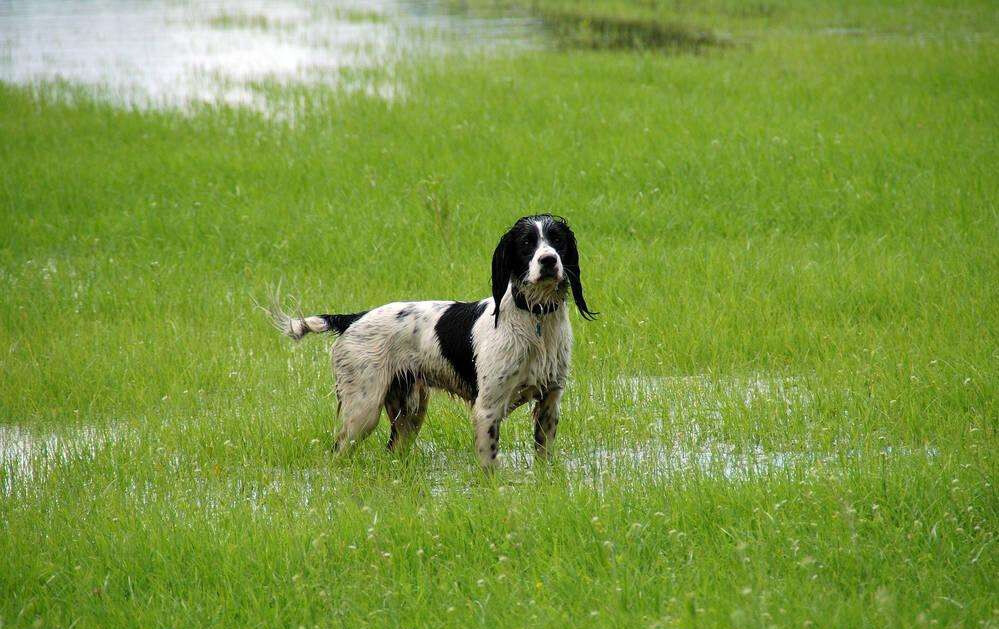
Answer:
[
  {"left": 332, "top": 364, "right": 390, "bottom": 455},
  {"left": 385, "top": 375, "right": 429, "bottom": 453},
  {"left": 334, "top": 395, "right": 384, "bottom": 455}
]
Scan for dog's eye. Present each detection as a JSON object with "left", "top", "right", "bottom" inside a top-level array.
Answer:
[{"left": 548, "top": 233, "right": 563, "bottom": 247}]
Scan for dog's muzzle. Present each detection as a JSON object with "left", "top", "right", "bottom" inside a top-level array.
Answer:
[{"left": 538, "top": 254, "right": 560, "bottom": 280}]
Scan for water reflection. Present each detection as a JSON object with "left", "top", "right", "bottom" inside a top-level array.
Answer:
[{"left": 0, "top": 0, "right": 544, "bottom": 109}]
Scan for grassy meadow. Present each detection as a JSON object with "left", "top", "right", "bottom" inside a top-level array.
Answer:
[{"left": 1, "top": 0, "right": 997, "bottom": 627}]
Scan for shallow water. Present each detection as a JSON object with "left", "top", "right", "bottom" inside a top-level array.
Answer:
[
  {"left": 0, "top": 419, "right": 938, "bottom": 499},
  {"left": 0, "top": 0, "right": 544, "bottom": 109},
  {"left": 593, "top": 373, "right": 814, "bottom": 410},
  {"left": 0, "top": 423, "right": 124, "bottom": 493},
  {"left": 0, "top": 373, "right": 935, "bottom": 497}
]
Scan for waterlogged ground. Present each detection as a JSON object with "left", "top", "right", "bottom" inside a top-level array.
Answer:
[
  {"left": 2, "top": 373, "right": 940, "bottom": 496},
  {"left": 0, "top": 0, "right": 544, "bottom": 108},
  {"left": 1, "top": 0, "right": 997, "bottom": 627}
]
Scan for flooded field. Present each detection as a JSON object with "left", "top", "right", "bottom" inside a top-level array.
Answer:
[
  {"left": 0, "top": 0, "right": 544, "bottom": 109},
  {"left": 0, "top": 372, "right": 938, "bottom": 499},
  {"left": 2, "top": 0, "right": 994, "bottom": 623}
]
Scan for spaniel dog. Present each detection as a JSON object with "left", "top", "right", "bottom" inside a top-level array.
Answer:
[{"left": 267, "top": 214, "right": 596, "bottom": 468}]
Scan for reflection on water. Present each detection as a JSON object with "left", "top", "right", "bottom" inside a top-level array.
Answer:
[
  {"left": 0, "top": 423, "right": 126, "bottom": 493},
  {"left": 0, "top": 0, "right": 544, "bottom": 109},
  {"left": 1, "top": 369, "right": 938, "bottom": 498}
]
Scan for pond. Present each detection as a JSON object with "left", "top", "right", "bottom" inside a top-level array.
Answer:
[{"left": 0, "top": 0, "right": 545, "bottom": 109}]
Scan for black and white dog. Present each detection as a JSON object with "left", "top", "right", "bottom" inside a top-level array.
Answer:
[{"left": 268, "top": 214, "right": 596, "bottom": 468}]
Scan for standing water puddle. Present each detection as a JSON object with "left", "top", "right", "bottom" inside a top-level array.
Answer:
[
  {"left": 0, "top": 0, "right": 545, "bottom": 110},
  {"left": 1, "top": 374, "right": 937, "bottom": 498},
  {"left": 0, "top": 423, "right": 128, "bottom": 494}
]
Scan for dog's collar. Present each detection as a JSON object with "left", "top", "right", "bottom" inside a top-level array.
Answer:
[{"left": 511, "top": 285, "right": 561, "bottom": 315}]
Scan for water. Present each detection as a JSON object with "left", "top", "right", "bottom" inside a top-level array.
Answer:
[
  {"left": 0, "top": 0, "right": 545, "bottom": 109},
  {"left": 0, "top": 374, "right": 937, "bottom": 497},
  {"left": 591, "top": 373, "right": 816, "bottom": 418},
  {"left": 0, "top": 423, "right": 125, "bottom": 493}
]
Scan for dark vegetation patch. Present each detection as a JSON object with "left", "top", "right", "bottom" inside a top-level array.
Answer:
[
  {"left": 207, "top": 13, "right": 281, "bottom": 30},
  {"left": 537, "top": 9, "right": 724, "bottom": 52},
  {"left": 445, "top": 0, "right": 734, "bottom": 52}
]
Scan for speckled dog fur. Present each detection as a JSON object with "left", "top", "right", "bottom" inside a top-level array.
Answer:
[{"left": 267, "top": 215, "right": 596, "bottom": 469}]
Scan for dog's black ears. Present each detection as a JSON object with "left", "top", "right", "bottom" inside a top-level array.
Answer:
[
  {"left": 491, "top": 229, "right": 513, "bottom": 327},
  {"left": 561, "top": 226, "right": 598, "bottom": 321}
]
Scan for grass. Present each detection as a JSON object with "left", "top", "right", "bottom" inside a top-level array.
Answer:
[
  {"left": 1, "top": 0, "right": 997, "bottom": 627},
  {"left": 206, "top": 13, "right": 280, "bottom": 31}
]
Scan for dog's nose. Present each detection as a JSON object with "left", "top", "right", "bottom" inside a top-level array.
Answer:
[{"left": 539, "top": 254, "right": 558, "bottom": 268}]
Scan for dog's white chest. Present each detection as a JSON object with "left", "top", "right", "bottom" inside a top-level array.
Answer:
[{"left": 513, "top": 320, "right": 570, "bottom": 391}]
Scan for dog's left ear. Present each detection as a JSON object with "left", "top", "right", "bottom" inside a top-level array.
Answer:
[
  {"left": 561, "top": 227, "right": 598, "bottom": 321},
  {"left": 491, "top": 229, "right": 514, "bottom": 327}
]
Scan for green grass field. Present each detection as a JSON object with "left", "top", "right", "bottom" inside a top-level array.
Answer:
[{"left": 1, "top": 1, "right": 997, "bottom": 627}]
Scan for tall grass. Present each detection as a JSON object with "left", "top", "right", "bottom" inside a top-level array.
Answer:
[{"left": 1, "top": 1, "right": 996, "bottom": 626}]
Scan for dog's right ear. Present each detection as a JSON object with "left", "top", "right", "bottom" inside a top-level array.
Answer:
[{"left": 491, "top": 229, "right": 514, "bottom": 327}]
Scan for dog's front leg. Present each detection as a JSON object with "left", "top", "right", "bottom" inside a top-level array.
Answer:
[
  {"left": 533, "top": 388, "right": 562, "bottom": 460},
  {"left": 472, "top": 388, "right": 509, "bottom": 470}
]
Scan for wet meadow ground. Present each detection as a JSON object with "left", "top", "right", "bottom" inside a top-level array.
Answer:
[{"left": 1, "top": 1, "right": 997, "bottom": 627}]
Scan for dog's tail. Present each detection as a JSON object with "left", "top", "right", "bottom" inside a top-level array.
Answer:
[{"left": 262, "top": 289, "right": 366, "bottom": 341}]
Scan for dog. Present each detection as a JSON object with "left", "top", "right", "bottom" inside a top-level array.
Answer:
[{"left": 267, "top": 214, "right": 596, "bottom": 468}]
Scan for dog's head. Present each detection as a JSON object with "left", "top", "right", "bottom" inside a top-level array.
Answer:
[{"left": 491, "top": 214, "right": 597, "bottom": 326}]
